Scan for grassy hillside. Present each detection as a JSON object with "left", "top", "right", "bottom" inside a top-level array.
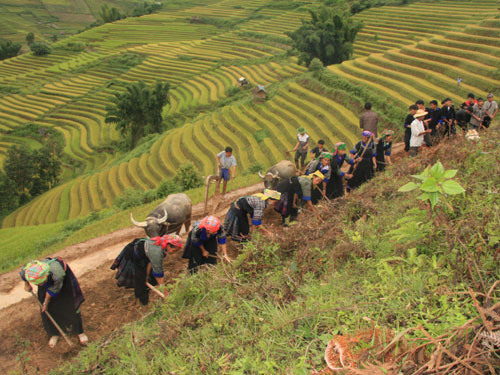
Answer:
[
  {"left": 0, "top": 0, "right": 142, "bottom": 44},
  {"left": 55, "top": 130, "right": 500, "bottom": 374},
  {"left": 1, "top": 0, "right": 498, "bottom": 230}
]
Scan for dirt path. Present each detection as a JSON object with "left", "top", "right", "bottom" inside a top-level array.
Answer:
[{"left": 0, "top": 143, "right": 406, "bottom": 374}]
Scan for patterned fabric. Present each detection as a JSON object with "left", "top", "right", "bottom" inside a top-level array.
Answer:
[
  {"left": 23, "top": 260, "right": 50, "bottom": 285},
  {"left": 381, "top": 129, "right": 394, "bottom": 138},
  {"left": 150, "top": 234, "right": 183, "bottom": 249},
  {"left": 263, "top": 189, "right": 281, "bottom": 200},
  {"left": 199, "top": 215, "right": 221, "bottom": 232},
  {"left": 309, "top": 170, "right": 325, "bottom": 180},
  {"left": 190, "top": 220, "right": 227, "bottom": 246},
  {"left": 245, "top": 195, "right": 268, "bottom": 224},
  {"left": 320, "top": 152, "right": 332, "bottom": 160},
  {"left": 333, "top": 142, "right": 347, "bottom": 156},
  {"left": 362, "top": 130, "right": 373, "bottom": 137}
]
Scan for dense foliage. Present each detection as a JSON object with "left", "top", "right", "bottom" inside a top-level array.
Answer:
[
  {"left": 287, "top": 7, "right": 362, "bottom": 66},
  {"left": 105, "top": 81, "right": 170, "bottom": 149},
  {"left": 99, "top": 4, "right": 124, "bottom": 23},
  {"left": 29, "top": 42, "right": 51, "bottom": 56},
  {"left": 0, "top": 39, "right": 21, "bottom": 60}
]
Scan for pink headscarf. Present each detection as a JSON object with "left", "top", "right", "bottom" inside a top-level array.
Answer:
[{"left": 199, "top": 216, "right": 221, "bottom": 232}]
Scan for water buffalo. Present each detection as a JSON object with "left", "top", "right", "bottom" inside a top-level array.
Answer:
[
  {"left": 130, "top": 193, "right": 192, "bottom": 237},
  {"left": 258, "top": 160, "right": 297, "bottom": 189}
]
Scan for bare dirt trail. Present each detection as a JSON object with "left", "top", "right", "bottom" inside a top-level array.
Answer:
[
  {"left": 0, "top": 143, "right": 406, "bottom": 374},
  {"left": 0, "top": 181, "right": 263, "bottom": 374}
]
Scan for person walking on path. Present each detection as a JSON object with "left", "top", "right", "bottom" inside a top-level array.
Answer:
[
  {"left": 359, "top": 102, "right": 379, "bottom": 137},
  {"left": 416, "top": 100, "right": 432, "bottom": 147},
  {"left": 111, "top": 234, "right": 183, "bottom": 305},
  {"left": 224, "top": 189, "right": 280, "bottom": 242},
  {"left": 455, "top": 106, "right": 473, "bottom": 134},
  {"left": 182, "top": 216, "right": 228, "bottom": 273},
  {"left": 483, "top": 93, "right": 498, "bottom": 128},
  {"left": 409, "top": 109, "right": 432, "bottom": 157},
  {"left": 404, "top": 105, "right": 418, "bottom": 152},
  {"left": 20, "top": 258, "right": 88, "bottom": 348},
  {"left": 215, "top": 147, "right": 237, "bottom": 197},
  {"left": 292, "top": 127, "right": 310, "bottom": 170},
  {"left": 375, "top": 129, "right": 393, "bottom": 172}
]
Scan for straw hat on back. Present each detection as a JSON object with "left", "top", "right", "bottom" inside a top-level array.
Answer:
[{"left": 414, "top": 109, "right": 428, "bottom": 118}]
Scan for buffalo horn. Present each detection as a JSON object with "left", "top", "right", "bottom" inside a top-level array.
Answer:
[
  {"left": 130, "top": 213, "right": 147, "bottom": 228},
  {"left": 155, "top": 209, "right": 168, "bottom": 224},
  {"left": 258, "top": 170, "right": 265, "bottom": 178}
]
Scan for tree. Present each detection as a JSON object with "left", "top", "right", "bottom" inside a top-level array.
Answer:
[
  {"left": 105, "top": 81, "right": 170, "bottom": 149},
  {"left": 0, "top": 172, "right": 18, "bottom": 213},
  {"left": 3, "top": 146, "right": 34, "bottom": 196},
  {"left": 0, "top": 39, "right": 21, "bottom": 61},
  {"left": 30, "top": 42, "right": 51, "bottom": 56},
  {"left": 26, "top": 32, "right": 35, "bottom": 45},
  {"left": 286, "top": 8, "right": 362, "bottom": 67},
  {"left": 99, "top": 4, "right": 123, "bottom": 23},
  {"left": 29, "top": 146, "right": 62, "bottom": 196}
]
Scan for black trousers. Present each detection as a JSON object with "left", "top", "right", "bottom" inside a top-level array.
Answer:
[{"left": 187, "top": 235, "right": 218, "bottom": 273}]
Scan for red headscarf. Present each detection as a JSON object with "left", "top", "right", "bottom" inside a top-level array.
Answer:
[{"left": 150, "top": 234, "right": 183, "bottom": 249}]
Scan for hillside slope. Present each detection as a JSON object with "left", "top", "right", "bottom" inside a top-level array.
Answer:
[
  {"left": 44, "top": 129, "right": 500, "bottom": 374},
  {"left": 1, "top": 0, "right": 498, "bottom": 229}
]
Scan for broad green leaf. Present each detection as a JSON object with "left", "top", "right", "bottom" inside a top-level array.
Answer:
[
  {"left": 418, "top": 193, "right": 429, "bottom": 202},
  {"left": 443, "top": 169, "right": 457, "bottom": 179},
  {"left": 430, "top": 161, "right": 444, "bottom": 179},
  {"left": 411, "top": 174, "right": 426, "bottom": 181},
  {"left": 398, "top": 182, "right": 418, "bottom": 192},
  {"left": 428, "top": 192, "right": 439, "bottom": 208},
  {"left": 420, "top": 177, "right": 440, "bottom": 192},
  {"left": 442, "top": 180, "right": 465, "bottom": 195}
]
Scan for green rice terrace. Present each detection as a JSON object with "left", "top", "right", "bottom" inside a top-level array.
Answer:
[{"left": 1, "top": 0, "right": 498, "bottom": 231}]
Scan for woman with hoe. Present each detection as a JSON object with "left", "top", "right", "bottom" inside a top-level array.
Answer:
[
  {"left": 20, "top": 258, "right": 87, "bottom": 348},
  {"left": 111, "top": 234, "right": 183, "bottom": 305}
]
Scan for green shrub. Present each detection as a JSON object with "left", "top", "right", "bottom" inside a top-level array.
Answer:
[
  {"left": 56, "top": 41, "right": 87, "bottom": 52},
  {"left": 308, "top": 57, "right": 324, "bottom": 73},
  {"left": 0, "top": 39, "right": 21, "bottom": 61},
  {"left": 242, "top": 163, "right": 263, "bottom": 176},
  {"left": 155, "top": 179, "right": 182, "bottom": 198},
  {"left": 226, "top": 86, "right": 240, "bottom": 97},
  {"left": 173, "top": 163, "right": 203, "bottom": 191},
  {"left": 253, "top": 129, "right": 270, "bottom": 143},
  {"left": 30, "top": 42, "right": 51, "bottom": 56},
  {"left": 113, "top": 188, "right": 150, "bottom": 209}
]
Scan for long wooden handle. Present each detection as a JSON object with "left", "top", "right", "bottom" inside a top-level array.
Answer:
[
  {"left": 145, "top": 282, "right": 165, "bottom": 298},
  {"left": 30, "top": 291, "right": 74, "bottom": 347},
  {"left": 350, "top": 135, "right": 375, "bottom": 174}
]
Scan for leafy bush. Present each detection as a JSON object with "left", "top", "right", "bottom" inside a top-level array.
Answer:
[
  {"left": 56, "top": 41, "right": 87, "bottom": 52},
  {"left": 253, "top": 129, "right": 270, "bottom": 143},
  {"left": 0, "top": 39, "right": 21, "bottom": 61},
  {"left": 242, "top": 163, "right": 263, "bottom": 176},
  {"left": 308, "top": 57, "right": 324, "bottom": 74},
  {"left": 113, "top": 188, "right": 153, "bottom": 209},
  {"left": 30, "top": 42, "right": 51, "bottom": 56},
  {"left": 155, "top": 179, "right": 182, "bottom": 198},
  {"left": 174, "top": 163, "right": 203, "bottom": 191},
  {"left": 226, "top": 86, "right": 240, "bottom": 97}
]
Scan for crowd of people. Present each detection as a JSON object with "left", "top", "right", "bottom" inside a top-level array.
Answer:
[{"left": 20, "top": 92, "right": 497, "bottom": 349}]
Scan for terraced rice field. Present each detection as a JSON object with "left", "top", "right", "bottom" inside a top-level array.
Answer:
[{"left": 1, "top": 0, "right": 499, "bottom": 227}]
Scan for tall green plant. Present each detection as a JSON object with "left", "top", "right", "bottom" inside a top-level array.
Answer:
[
  {"left": 105, "top": 81, "right": 170, "bottom": 149},
  {"left": 398, "top": 161, "right": 465, "bottom": 210},
  {"left": 286, "top": 7, "right": 362, "bottom": 66}
]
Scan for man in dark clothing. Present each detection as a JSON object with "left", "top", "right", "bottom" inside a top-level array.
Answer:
[
  {"left": 455, "top": 106, "right": 473, "bottom": 133},
  {"left": 359, "top": 102, "right": 379, "bottom": 137},
  {"left": 461, "top": 93, "right": 477, "bottom": 109},
  {"left": 441, "top": 98, "right": 456, "bottom": 138},
  {"left": 310, "top": 140, "right": 326, "bottom": 159},
  {"left": 428, "top": 100, "right": 444, "bottom": 138},
  {"left": 416, "top": 100, "right": 432, "bottom": 147},
  {"left": 404, "top": 104, "right": 418, "bottom": 152}
]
